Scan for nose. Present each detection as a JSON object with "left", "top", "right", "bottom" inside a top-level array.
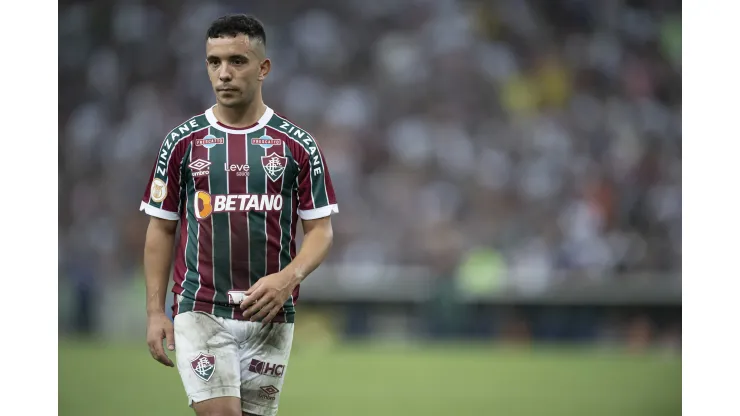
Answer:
[{"left": 218, "top": 64, "right": 232, "bottom": 81}]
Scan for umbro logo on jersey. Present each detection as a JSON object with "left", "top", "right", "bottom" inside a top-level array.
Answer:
[
  {"left": 195, "top": 191, "right": 284, "bottom": 220},
  {"left": 189, "top": 159, "right": 211, "bottom": 171},
  {"left": 189, "top": 159, "right": 211, "bottom": 177},
  {"left": 195, "top": 134, "right": 224, "bottom": 149}
]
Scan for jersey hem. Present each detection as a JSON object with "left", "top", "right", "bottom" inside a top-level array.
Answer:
[
  {"left": 139, "top": 202, "right": 179, "bottom": 221},
  {"left": 177, "top": 296, "right": 295, "bottom": 324},
  {"left": 241, "top": 399, "right": 279, "bottom": 416},
  {"left": 188, "top": 387, "right": 241, "bottom": 407},
  {"left": 298, "top": 204, "right": 339, "bottom": 220}
]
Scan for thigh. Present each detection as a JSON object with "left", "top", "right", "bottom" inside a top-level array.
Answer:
[
  {"left": 238, "top": 323, "right": 295, "bottom": 416},
  {"left": 174, "top": 311, "right": 242, "bottom": 407}
]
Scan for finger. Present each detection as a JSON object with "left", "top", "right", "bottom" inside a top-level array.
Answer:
[
  {"left": 155, "top": 328, "right": 174, "bottom": 366},
  {"left": 157, "top": 350, "right": 175, "bottom": 367},
  {"left": 261, "top": 305, "right": 283, "bottom": 325},
  {"left": 165, "top": 326, "right": 176, "bottom": 351},
  {"left": 243, "top": 294, "right": 273, "bottom": 318},
  {"left": 245, "top": 282, "right": 261, "bottom": 296},
  {"left": 251, "top": 300, "right": 279, "bottom": 322},
  {"left": 240, "top": 286, "right": 264, "bottom": 309},
  {"left": 149, "top": 337, "right": 174, "bottom": 367},
  {"left": 148, "top": 342, "right": 159, "bottom": 360},
  {"left": 243, "top": 294, "right": 272, "bottom": 318}
]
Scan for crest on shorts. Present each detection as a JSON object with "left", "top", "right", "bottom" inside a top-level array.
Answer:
[
  {"left": 261, "top": 153, "right": 288, "bottom": 182},
  {"left": 190, "top": 352, "right": 216, "bottom": 382}
]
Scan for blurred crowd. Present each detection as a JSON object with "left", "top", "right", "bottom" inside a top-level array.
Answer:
[{"left": 59, "top": 0, "right": 681, "bottom": 293}]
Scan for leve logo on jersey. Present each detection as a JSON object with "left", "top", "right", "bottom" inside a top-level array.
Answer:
[
  {"left": 195, "top": 191, "right": 284, "bottom": 220},
  {"left": 189, "top": 159, "right": 212, "bottom": 177},
  {"left": 224, "top": 163, "right": 250, "bottom": 177},
  {"left": 251, "top": 135, "right": 281, "bottom": 149},
  {"left": 261, "top": 153, "right": 288, "bottom": 182},
  {"left": 195, "top": 134, "right": 224, "bottom": 149}
]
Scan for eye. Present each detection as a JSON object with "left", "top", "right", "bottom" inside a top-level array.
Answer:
[
  {"left": 231, "top": 57, "right": 247, "bottom": 66},
  {"left": 208, "top": 59, "right": 220, "bottom": 67}
]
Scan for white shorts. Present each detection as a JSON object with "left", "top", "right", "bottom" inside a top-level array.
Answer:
[{"left": 173, "top": 310, "right": 295, "bottom": 416}]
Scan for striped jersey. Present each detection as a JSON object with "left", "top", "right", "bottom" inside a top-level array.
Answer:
[{"left": 140, "top": 105, "right": 338, "bottom": 323}]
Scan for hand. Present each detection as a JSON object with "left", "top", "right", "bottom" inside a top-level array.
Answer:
[
  {"left": 241, "top": 272, "right": 298, "bottom": 324},
  {"left": 146, "top": 312, "right": 175, "bottom": 367}
]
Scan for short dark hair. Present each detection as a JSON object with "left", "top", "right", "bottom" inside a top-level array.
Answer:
[{"left": 206, "top": 14, "right": 266, "bottom": 48}]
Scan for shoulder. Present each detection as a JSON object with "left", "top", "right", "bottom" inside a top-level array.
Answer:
[
  {"left": 266, "top": 111, "right": 317, "bottom": 141},
  {"left": 163, "top": 112, "right": 210, "bottom": 143},
  {"left": 155, "top": 113, "right": 211, "bottom": 162},
  {"left": 265, "top": 111, "right": 330, "bottom": 177}
]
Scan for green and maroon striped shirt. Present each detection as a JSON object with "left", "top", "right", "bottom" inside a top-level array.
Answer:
[{"left": 140, "top": 106, "right": 338, "bottom": 323}]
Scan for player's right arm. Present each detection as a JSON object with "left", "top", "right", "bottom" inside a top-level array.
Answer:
[
  {"left": 140, "top": 131, "right": 190, "bottom": 367},
  {"left": 144, "top": 217, "right": 177, "bottom": 367}
]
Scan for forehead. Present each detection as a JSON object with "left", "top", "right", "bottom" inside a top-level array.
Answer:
[{"left": 206, "top": 34, "right": 255, "bottom": 56}]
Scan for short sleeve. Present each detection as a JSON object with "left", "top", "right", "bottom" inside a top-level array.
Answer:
[
  {"left": 289, "top": 135, "right": 338, "bottom": 220},
  {"left": 140, "top": 135, "right": 189, "bottom": 221}
]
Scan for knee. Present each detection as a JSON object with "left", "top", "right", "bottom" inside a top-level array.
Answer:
[
  {"left": 193, "top": 398, "right": 242, "bottom": 416},
  {"left": 197, "top": 410, "right": 241, "bottom": 416}
]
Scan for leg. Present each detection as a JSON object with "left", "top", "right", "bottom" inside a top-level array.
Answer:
[
  {"left": 239, "top": 323, "right": 295, "bottom": 416},
  {"left": 192, "top": 397, "right": 242, "bottom": 416},
  {"left": 174, "top": 311, "right": 242, "bottom": 416}
]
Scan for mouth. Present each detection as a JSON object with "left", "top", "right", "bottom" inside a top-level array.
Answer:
[{"left": 217, "top": 87, "right": 239, "bottom": 92}]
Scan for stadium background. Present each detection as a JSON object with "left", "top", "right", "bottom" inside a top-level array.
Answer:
[{"left": 58, "top": 0, "right": 681, "bottom": 415}]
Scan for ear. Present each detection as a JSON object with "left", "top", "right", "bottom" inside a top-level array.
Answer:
[{"left": 258, "top": 58, "right": 271, "bottom": 81}]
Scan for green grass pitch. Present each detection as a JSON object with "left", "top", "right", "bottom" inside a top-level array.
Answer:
[{"left": 59, "top": 340, "right": 680, "bottom": 416}]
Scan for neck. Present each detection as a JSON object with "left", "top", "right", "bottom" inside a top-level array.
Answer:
[{"left": 213, "top": 94, "right": 266, "bottom": 128}]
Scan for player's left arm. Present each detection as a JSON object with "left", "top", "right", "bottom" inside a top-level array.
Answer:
[
  {"left": 282, "top": 216, "right": 334, "bottom": 285},
  {"left": 241, "top": 216, "right": 333, "bottom": 323},
  {"left": 242, "top": 128, "right": 338, "bottom": 323}
]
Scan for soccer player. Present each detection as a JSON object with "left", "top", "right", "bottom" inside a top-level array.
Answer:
[{"left": 140, "top": 14, "right": 337, "bottom": 416}]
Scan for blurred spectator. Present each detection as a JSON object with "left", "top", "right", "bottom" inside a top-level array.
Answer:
[{"left": 59, "top": 0, "right": 681, "bottom": 313}]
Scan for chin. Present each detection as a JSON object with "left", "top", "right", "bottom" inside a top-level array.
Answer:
[{"left": 217, "top": 98, "right": 247, "bottom": 108}]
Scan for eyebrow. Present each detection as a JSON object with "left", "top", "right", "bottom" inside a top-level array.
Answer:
[{"left": 206, "top": 53, "right": 249, "bottom": 61}]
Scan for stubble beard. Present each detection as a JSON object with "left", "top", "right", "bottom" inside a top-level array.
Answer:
[{"left": 216, "top": 88, "right": 254, "bottom": 109}]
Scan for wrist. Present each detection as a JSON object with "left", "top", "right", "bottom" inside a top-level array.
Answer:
[
  {"left": 281, "top": 266, "right": 305, "bottom": 286},
  {"left": 147, "top": 308, "right": 167, "bottom": 318}
]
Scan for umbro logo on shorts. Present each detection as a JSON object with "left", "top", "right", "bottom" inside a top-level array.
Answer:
[{"left": 259, "top": 385, "right": 280, "bottom": 401}]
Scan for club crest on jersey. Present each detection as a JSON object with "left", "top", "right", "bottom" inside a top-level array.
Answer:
[
  {"left": 195, "top": 134, "right": 224, "bottom": 149},
  {"left": 190, "top": 353, "right": 216, "bottom": 382},
  {"left": 261, "top": 153, "right": 288, "bottom": 182},
  {"left": 252, "top": 135, "right": 281, "bottom": 149},
  {"left": 150, "top": 178, "right": 167, "bottom": 203}
]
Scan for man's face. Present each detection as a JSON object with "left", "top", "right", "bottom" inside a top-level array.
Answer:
[{"left": 205, "top": 34, "right": 269, "bottom": 108}]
